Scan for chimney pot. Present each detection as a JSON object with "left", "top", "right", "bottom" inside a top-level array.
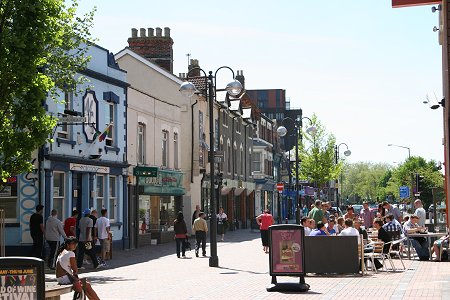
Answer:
[
  {"left": 131, "top": 28, "right": 138, "bottom": 38},
  {"left": 155, "top": 27, "right": 162, "bottom": 37},
  {"left": 164, "top": 27, "right": 171, "bottom": 37},
  {"left": 140, "top": 28, "right": 146, "bottom": 37},
  {"left": 148, "top": 28, "right": 154, "bottom": 37}
]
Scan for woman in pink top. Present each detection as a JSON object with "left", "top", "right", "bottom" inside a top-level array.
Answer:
[{"left": 256, "top": 209, "right": 275, "bottom": 253}]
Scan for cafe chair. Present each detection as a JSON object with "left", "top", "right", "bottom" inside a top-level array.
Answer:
[{"left": 387, "top": 237, "right": 406, "bottom": 271}]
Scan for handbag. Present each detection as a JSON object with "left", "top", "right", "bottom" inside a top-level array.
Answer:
[{"left": 85, "top": 242, "right": 92, "bottom": 250}]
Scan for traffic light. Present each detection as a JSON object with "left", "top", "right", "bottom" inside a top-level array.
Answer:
[{"left": 415, "top": 173, "right": 425, "bottom": 193}]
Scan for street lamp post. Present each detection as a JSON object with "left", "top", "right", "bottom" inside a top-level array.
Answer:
[
  {"left": 277, "top": 117, "right": 317, "bottom": 214},
  {"left": 387, "top": 143, "right": 411, "bottom": 159},
  {"left": 180, "top": 66, "right": 242, "bottom": 267},
  {"left": 335, "top": 143, "right": 351, "bottom": 211}
]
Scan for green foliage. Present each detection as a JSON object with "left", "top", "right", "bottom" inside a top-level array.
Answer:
[
  {"left": 341, "top": 156, "right": 443, "bottom": 208},
  {"left": 297, "top": 114, "right": 340, "bottom": 189},
  {"left": 0, "top": 0, "right": 95, "bottom": 182}
]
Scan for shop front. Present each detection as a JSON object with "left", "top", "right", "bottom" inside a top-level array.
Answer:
[{"left": 134, "top": 167, "right": 185, "bottom": 246}]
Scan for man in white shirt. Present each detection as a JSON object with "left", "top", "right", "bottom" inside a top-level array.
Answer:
[
  {"left": 414, "top": 199, "right": 427, "bottom": 227},
  {"left": 301, "top": 217, "right": 311, "bottom": 236},
  {"left": 94, "top": 208, "right": 110, "bottom": 263},
  {"left": 339, "top": 218, "right": 361, "bottom": 244}
]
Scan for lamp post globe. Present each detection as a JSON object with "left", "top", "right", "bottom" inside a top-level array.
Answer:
[
  {"left": 179, "top": 81, "right": 196, "bottom": 97},
  {"left": 277, "top": 126, "right": 288, "bottom": 137},
  {"left": 225, "top": 79, "right": 243, "bottom": 96},
  {"left": 306, "top": 125, "right": 317, "bottom": 136},
  {"left": 344, "top": 149, "right": 351, "bottom": 157}
]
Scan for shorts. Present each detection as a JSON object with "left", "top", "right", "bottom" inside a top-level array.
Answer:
[
  {"left": 56, "top": 275, "right": 73, "bottom": 285},
  {"left": 100, "top": 238, "right": 110, "bottom": 252}
]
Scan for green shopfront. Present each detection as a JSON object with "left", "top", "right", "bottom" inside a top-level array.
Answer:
[{"left": 134, "top": 167, "right": 185, "bottom": 246}]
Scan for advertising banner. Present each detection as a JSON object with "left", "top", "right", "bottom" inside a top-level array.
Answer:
[
  {"left": 0, "top": 258, "right": 44, "bottom": 300},
  {"left": 269, "top": 225, "right": 305, "bottom": 276}
]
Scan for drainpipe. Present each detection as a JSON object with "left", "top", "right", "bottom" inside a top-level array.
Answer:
[{"left": 190, "top": 99, "right": 198, "bottom": 183}]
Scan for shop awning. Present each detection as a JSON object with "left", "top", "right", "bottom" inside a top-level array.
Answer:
[
  {"left": 221, "top": 186, "right": 232, "bottom": 195},
  {"left": 234, "top": 188, "right": 246, "bottom": 196}
]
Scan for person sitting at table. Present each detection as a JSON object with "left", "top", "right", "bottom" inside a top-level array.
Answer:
[
  {"left": 431, "top": 234, "right": 449, "bottom": 261},
  {"left": 300, "top": 217, "right": 311, "bottom": 236},
  {"left": 337, "top": 217, "right": 345, "bottom": 233},
  {"left": 403, "top": 215, "right": 430, "bottom": 261},
  {"left": 339, "top": 218, "right": 360, "bottom": 244},
  {"left": 309, "top": 221, "right": 329, "bottom": 236},
  {"left": 354, "top": 219, "right": 368, "bottom": 240},
  {"left": 383, "top": 214, "right": 403, "bottom": 233},
  {"left": 343, "top": 205, "right": 356, "bottom": 221},
  {"left": 325, "top": 217, "right": 337, "bottom": 235}
]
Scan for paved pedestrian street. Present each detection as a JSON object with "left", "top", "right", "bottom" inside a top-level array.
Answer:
[{"left": 50, "top": 229, "right": 450, "bottom": 300}]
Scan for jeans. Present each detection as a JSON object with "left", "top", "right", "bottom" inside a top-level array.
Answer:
[
  {"left": 175, "top": 238, "right": 186, "bottom": 257},
  {"left": 77, "top": 241, "right": 99, "bottom": 268},
  {"left": 195, "top": 231, "right": 206, "bottom": 256},
  {"left": 47, "top": 240, "right": 58, "bottom": 268},
  {"left": 31, "top": 234, "right": 44, "bottom": 259},
  {"left": 411, "top": 238, "right": 430, "bottom": 259}
]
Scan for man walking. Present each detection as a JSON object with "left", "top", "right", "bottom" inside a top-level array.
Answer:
[
  {"left": 78, "top": 209, "right": 100, "bottom": 269},
  {"left": 30, "top": 204, "right": 45, "bottom": 258},
  {"left": 192, "top": 205, "right": 201, "bottom": 225},
  {"left": 95, "top": 208, "right": 110, "bottom": 265},
  {"left": 192, "top": 212, "right": 208, "bottom": 257},
  {"left": 382, "top": 201, "right": 402, "bottom": 222},
  {"left": 45, "top": 209, "right": 66, "bottom": 269}
]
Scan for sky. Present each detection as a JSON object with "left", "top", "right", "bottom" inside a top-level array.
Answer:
[{"left": 77, "top": 0, "right": 444, "bottom": 165}]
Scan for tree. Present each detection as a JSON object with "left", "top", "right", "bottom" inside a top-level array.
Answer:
[
  {"left": 297, "top": 114, "right": 340, "bottom": 190},
  {"left": 0, "top": 0, "right": 95, "bottom": 182}
]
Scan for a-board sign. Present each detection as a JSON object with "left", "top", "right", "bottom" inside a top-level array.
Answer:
[
  {"left": 0, "top": 257, "right": 45, "bottom": 300},
  {"left": 269, "top": 224, "right": 305, "bottom": 276}
]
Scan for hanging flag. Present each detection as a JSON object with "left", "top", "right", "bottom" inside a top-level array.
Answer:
[
  {"left": 98, "top": 123, "right": 112, "bottom": 142},
  {"left": 92, "top": 128, "right": 101, "bottom": 140}
]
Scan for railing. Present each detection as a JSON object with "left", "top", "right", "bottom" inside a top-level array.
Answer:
[{"left": 0, "top": 209, "right": 5, "bottom": 256}]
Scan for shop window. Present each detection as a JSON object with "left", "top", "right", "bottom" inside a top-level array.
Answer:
[
  {"left": 53, "top": 172, "right": 65, "bottom": 221},
  {"left": 148, "top": 196, "right": 175, "bottom": 231},
  {"left": 96, "top": 175, "right": 104, "bottom": 213},
  {"left": 109, "top": 176, "right": 116, "bottom": 222},
  {"left": 0, "top": 177, "right": 18, "bottom": 222}
]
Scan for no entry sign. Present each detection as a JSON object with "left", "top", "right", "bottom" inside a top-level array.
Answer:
[{"left": 276, "top": 183, "right": 284, "bottom": 192}]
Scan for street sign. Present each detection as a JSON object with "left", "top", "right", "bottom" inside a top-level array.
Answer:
[
  {"left": 276, "top": 183, "right": 284, "bottom": 192},
  {"left": 58, "top": 116, "right": 86, "bottom": 123},
  {"left": 133, "top": 166, "right": 158, "bottom": 177},
  {"left": 399, "top": 186, "right": 410, "bottom": 199}
]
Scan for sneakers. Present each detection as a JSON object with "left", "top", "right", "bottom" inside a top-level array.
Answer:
[
  {"left": 195, "top": 251, "right": 199, "bottom": 257},
  {"left": 95, "top": 264, "right": 103, "bottom": 269}
]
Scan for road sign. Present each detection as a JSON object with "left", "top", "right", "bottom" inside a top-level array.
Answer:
[
  {"left": 58, "top": 116, "right": 86, "bottom": 123},
  {"left": 399, "top": 186, "right": 410, "bottom": 199},
  {"left": 276, "top": 183, "right": 284, "bottom": 192}
]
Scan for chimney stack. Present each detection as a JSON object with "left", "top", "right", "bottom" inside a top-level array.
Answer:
[
  {"left": 235, "top": 70, "right": 245, "bottom": 89},
  {"left": 188, "top": 59, "right": 201, "bottom": 77},
  {"left": 127, "top": 26, "right": 174, "bottom": 73}
]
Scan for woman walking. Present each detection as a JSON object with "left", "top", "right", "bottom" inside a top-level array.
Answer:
[
  {"left": 217, "top": 207, "right": 228, "bottom": 242},
  {"left": 55, "top": 237, "right": 100, "bottom": 300},
  {"left": 174, "top": 211, "right": 188, "bottom": 258},
  {"left": 256, "top": 209, "right": 274, "bottom": 253}
]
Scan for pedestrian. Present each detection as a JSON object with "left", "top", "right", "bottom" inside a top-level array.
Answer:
[
  {"left": 30, "top": 204, "right": 45, "bottom": 258},
  {"left": 308, "top": 200, "right": 326, "bottom": 226},
  {"left": 64, "top": 210, "right": 78, "bottom": 237},
  {"left": 217, "top": 207, "right": 228, "bottom": 242},
  {"left": 94, "top": 208, "right": 110, "bottom": 265},
  {"left": 295, "top": 205, "right": 301, "bottom": 225},
  {"left": 77, "top": 209, "right": 100, "bottom": 269},
  {"left": 382, "top": 201, "right": 402, "bottom": 223},
  {"left": 174, "top": 211, "right": 188, "bottom": 258},
  {"left": 45, "top": 209, "right": 67, "bottom": 269},
  {"left": 192, "top": 204, "right": 200, "bottom": 225},
  {"left": 360, "top": 201, "right": 374, "bottom": 228},
  {"left": 55, "top": 237, "right": 101, "bottom": 300},
  {"left": 160, "top": 205, "right": 169, "bottom": 230},
  {"left": 256, "top": 209, "right": 274, "bottom": 253},
  {"left": 192, "top": 212, "right": 208, "bottom": 257}
]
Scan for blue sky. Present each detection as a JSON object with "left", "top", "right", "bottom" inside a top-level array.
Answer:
[{"left": 77, "top": 0, "right": 444, "bottom": 164}]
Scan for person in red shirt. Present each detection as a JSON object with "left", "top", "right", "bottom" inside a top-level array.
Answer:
[
  {"left": 64, "top": 210, "right": 79, "bottom": 237},
  {"left": 256, "top": 209, "right": 275, "bottom": 253}
]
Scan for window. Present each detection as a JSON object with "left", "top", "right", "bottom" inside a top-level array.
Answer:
[
  {"left": 233, "top": 146, "right": 237, "bottom": 175},
  {"left": 53, "top": 172, "right": 65, "bottom": 221},
  {"left": 105, "top": 103, "right": 114, "bottom": 146},
  {"left": 162, "top": 130, "right": 169, "bottom": 167},
  {"left": 240, "top": 148, "right": 244, "bottom": 176},
  {"left": 57, "top": 92, "right": 73, "bottom": 139},
  {"left": 199, "top": 112, "right": 205, "bottom": 168},
  {"left": 0, "top": 177, "right": 18, "bottom": 222},
  {"left": 137, "top": 123, "right": 145, "bottom": 164},
  {"left": 253, "top": 152, "right": 261, "bottom": 172},
  {"left": 236, "top": 118, "right": 241, "bottom": 134},
  {"left": 174, "top": 132, "right": 178, "bottom": 169},
  {"left": 227, "top": 144, "right": 232, "bottom": 174},
  {"left": 96, "top": 175, "right": 104, "bottom": 213},
  {"left": 215, "top": 119, "right": 219, "bottom": 150},
  {"left": 109, "top": 176, "right": 117, "bottom": 222},
  {"left": 222, "top": 111, "right": 228, "bottom": 127}
]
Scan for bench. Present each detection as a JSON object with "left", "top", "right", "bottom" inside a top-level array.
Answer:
[
  {"left": 45, "top": 279, "right": 86, "bottom": 300},
  {"left": 45, "top": 283, "right": 73, "bottom": 300}
]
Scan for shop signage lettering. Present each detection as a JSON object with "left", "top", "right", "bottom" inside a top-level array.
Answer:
[{"left": 70, "top": 163, "right": 109, "bottom": 174}]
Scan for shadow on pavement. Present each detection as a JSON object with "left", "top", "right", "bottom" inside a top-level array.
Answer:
[{"left": 218, "top": 266, "right": 268, "bottom": 275}]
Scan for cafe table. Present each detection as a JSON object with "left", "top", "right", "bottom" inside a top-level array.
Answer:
[{"left": 406, "top": 231, "right": 447, "bottom": 259}]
